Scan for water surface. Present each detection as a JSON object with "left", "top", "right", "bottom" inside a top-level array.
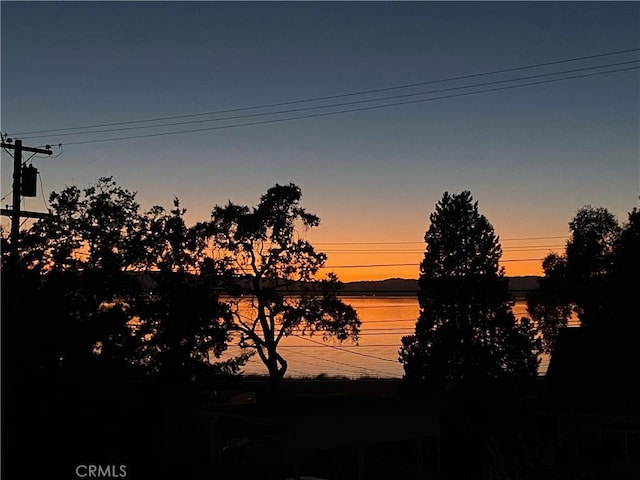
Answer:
[{"left": 221, "top": 296, "right": 550, "bottom": 378}]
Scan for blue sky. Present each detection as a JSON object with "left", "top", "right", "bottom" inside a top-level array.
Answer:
[{"left": 2, "top": 1, "right": 639, "bottom": 280}]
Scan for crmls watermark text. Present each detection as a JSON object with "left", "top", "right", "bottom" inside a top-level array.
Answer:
[{"left": 75, "top": 465, "right": 127, "bottom": 478}]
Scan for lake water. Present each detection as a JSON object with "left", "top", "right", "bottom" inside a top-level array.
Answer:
[{"left": 221, "top": 297, "right": 551, "bottom": 379}]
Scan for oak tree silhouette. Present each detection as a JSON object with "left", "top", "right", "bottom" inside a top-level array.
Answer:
[
  {"left": 204, "top": 183, "right": 360, "bottom": 391},
  {"left": 12, "top": 177, "right": 244, "bottom": 385}
]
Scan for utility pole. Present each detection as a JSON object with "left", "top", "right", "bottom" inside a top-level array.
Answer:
[
  {"left": 1, "top": 138, "right": 51, "bottom": 479},
  {"left": 1, "top": 139, "right": 52, "bottom": 450},
  {"left": 1, "top": 139, "right": 52, "bottom": 267}
]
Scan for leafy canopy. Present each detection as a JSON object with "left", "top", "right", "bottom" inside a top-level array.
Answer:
[
  {"left": 205, "top": 183, "right": 360, "bottom": 388},
  {"left": 528, "top": 206, "right": 639, "bottom": 352},
  {"left": 9, "top": 177, "right": 246, "bottom": 385}
]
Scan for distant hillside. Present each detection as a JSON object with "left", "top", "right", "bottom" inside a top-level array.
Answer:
[
  {"left": 341, "top": 276, "right": 540, "bottom": 297},
  {"left": 134, "top": 272, "right": 540, "bottom": 298},
  {"left": 341, "top": 278, "right": 418, "bottom": 296},
  {"left": 507, "top": 276, "right": 541, "bottom": 296}
]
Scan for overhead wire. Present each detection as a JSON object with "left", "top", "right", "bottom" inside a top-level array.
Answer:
[
  {"left": 38, "top": 171, "right": 50, "bottom": 211},
  {"left": 276, "top": 350, "right": 359, "bottom": 375},
  {"left": 1, "top": 142, "right": 14, "bottom": 157},
  {"left": 62, "top": 66, "right": 640, "bottom": 145},
  {"left": 322, "top": 246, "right": 565, "bottom": 253},
  {"left": 360, "top": 327, "right": 415, "bottom": 331},
  {"left": 320, "top": 258, "right": 546, "bottom": 268},
  {"left": 17, "top": 65, "right": 639, "bottom": 146},
  {"left": 11, "top": 47, "right": 639, "bottom": 137},
  {"left": 16, "top": 59, "right": 640, "bottom": 141},
  {"left": 291, "top": 334, "right": 398, "bottom": 363},
  {"left": 229, "top": 307, "right": 403, "bottom": 362},
  {"left": 357, "top": 319, "right": 418, "bottom": 324},
  {"left": 358, "top": 332, "right": 414, "bottom": 336},
  {"left": 280, "top": 346, "right": 399, "bottom": 377},
  {"left": 229, "top": 310, "right": 401, "bottom": 375},
  {"left": 312, "top": 236, "right": 569, "bottom": 244},
  {"left": 48, "top": 144, "right": 64, "bottom": 159},
  {"left": 284, "top": 343, "right": 400, "bottom": 349},
  {"left": 283, "top": 368, "right": 308, "bottom": 376}
]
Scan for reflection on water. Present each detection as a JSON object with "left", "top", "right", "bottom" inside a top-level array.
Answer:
[{"left": 219, "top": 296, "right": 551, "bottom": 378}]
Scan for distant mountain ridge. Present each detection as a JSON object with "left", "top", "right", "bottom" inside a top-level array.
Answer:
[
  {"left": 133, "top": 272, "right": 540, "bottom": 298},
  {"left": 341, "top": 276, "right": 540, "bottom": 297}
]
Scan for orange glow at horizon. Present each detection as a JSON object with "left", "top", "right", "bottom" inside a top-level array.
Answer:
[
  {"left": 318, "top": 246, "right": 552, "bottom": 282},
  {"left": 304, "top": 211, "right": 568, "bottom": 282}
]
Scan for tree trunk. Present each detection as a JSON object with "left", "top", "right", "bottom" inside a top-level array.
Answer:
[
  {"left": 267, "top": 349, "right": 286, "bottom": 394},
  {"left": 269, "top": 367, "right": 283, "bottom": 394}
]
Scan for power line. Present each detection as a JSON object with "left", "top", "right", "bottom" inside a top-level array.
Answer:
[
  {"left": 283, "top": 368, "right": 309, "bottom": 377},
  {"left": 323, "top": 246, "right": 565, "bottom": 253},
  {"left": 347, "top": 305, "right": 418, "bottom": 309},
  {"left": 44, "top": 65, "right": 640, "bottom": 146},
  {"left": 322, "top": 263, "right": 419, "bottom": 269},
  {"left": 313, "top": 236, "right": 568, "bottom": 244},
  {"left": 278, "top": 349, "right": 363, "bottom": 374},
  {"left": 499, "top": 236, "right": 569, "bottom": 242},
  {"left": 340, "top": 290, "right": 538, "bottom": 295},
  {"left": 360, "top": 319, "right": 418, "bottom": 324},
  {"left": 38, "top": 171, "right": 50, "bottom": 212},
  {"left": 361, "top": 327, "right": 415, "bottom": 331},
  {"left": 291, "top": 334, "right": 398, "bottom": 363},
  {"left": 12, "top": 47, "right": 638, "bottom": 136},
  {"left": 321, "top": 258, "right": 545, "bottom": 268},
  {"left": 358, "top": 332, "right": 414, "bottom": 336},
  {"left": 280, "top": 346, "right": 399, "bottom": 376},
  {"left": 284, "top": 343, "right": 401, "bottom": 349},
  {"left": 229, "top": 310, "right": 402, "bottom": 365},
  {"left": 498, "top": 258, "right": 548, "bottom": 262},
  {"left": 52, "top": 65, "right": 640, "bottom": 145},
  {"left": 317, "top": 241, "right": 425, "bottom": 246},
  {"left": 17, "top": 59, "right": 640, "bottom": 141}
]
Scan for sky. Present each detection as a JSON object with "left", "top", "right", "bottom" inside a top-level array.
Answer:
[{"left": 1, "top": 1, "right": 639, "bottom": 281}]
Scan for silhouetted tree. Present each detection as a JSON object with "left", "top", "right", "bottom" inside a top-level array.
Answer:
[
  {"left": 529, "top": 207, "right": 640, "bottom": 418},
  {"left": 205, "top": 183, "right": 360, "bottom": 390},
  {"left": 609, "top": 208, "right": 640, "bottom": 329},
  {"left": 134, "top": 199, "right": 250, "bottom": 384},
  {"left": 17, "top": 178, "right": 144, "bottom": 380},
  {"left": 15, "top": 178, "right": 243, "bottom": 385},
  {"left": 399, "top": 191, "right": 539, "bottom": 386},
  {"left": 566, "top": 206, "right": 620, "bottom": 328},
  {"left": 527, "top": 206, "right": 623, "bottom": 352},
  {"left": 525, "top": 254, "right": 572, "bottom": 353}
]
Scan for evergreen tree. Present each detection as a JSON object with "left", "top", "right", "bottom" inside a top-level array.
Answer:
[{"left": 399, "top": 191, "right": 539, "bottom": 385}]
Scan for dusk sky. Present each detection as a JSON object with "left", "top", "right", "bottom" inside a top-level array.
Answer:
[{"left": 2, "top": 2, "right": 638, "bottom": 281}]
